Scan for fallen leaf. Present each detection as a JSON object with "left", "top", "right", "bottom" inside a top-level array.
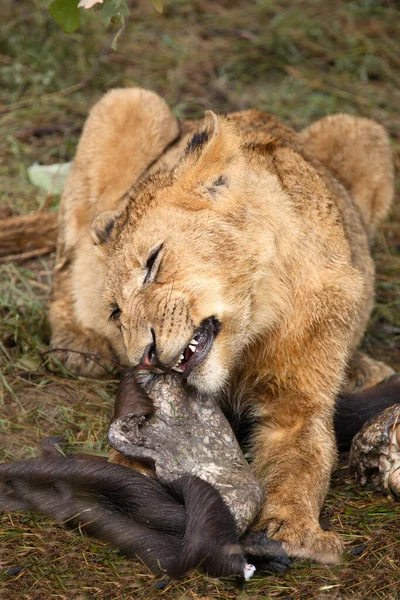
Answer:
[{"left": 27, "top": 162, "right": 72, "bottom": 195}]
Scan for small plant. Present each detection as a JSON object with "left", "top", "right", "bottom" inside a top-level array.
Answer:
[{"left": 46, "top": 0, "right": 164, "bottom": 48}]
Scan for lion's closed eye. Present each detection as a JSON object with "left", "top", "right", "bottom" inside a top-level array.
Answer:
[
  {"left": 108, "top": 304, "right": 121, "bottom": 323},
  {"left": 144, "top": 243, "right": 164, "bottom": 284}
]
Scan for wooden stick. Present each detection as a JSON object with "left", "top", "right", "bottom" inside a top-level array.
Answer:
[{"left": 0, "top": 212, "right": 58, "bottom": 260}]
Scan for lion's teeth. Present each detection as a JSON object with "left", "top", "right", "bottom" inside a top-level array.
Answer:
[
  {"left": 188, "top": 344, "right": 196, "bottom": 352},
  {"left": 190, "top": 338, "right": 199, "bottom": 345},
  {"left": 172, "top": 366, "right": 183, "bottom": 372},
  {"left": 173, "top": 353, "right": 185, "bottom": 369}
]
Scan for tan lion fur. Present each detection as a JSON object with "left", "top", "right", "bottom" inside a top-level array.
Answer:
[{"left": 49, "top": 88, "right": 395, "bottom": 564}]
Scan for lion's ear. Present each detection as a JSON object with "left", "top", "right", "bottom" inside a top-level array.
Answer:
[
  {"left": 179, "top": 111, "right": 242, "bottom": 200},
  {"left": 184, "top": 111, "right": 222, "bottom": 154},
  {"left": 91, "top": 210, "right": 119, "bottom": 251},
  {"left": 184, "top": 111, "right": 219, "bottom": 157},
  {"left": 204, "top": 110, "right": 220, "bottom": 137}
]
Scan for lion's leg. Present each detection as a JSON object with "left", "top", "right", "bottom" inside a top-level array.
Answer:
[
  {"left": 245, "top": 298, "right": 364, "bottom": 565},
  {"left": 344, "top": 351, "right": 395, "bottom": 393},
  {"left": 335, "top": 352, "right": 397, "bottom": 450},
  {"left": 249, "top": 349, "right": 396, "bottom": 561},
  {"left": 49, "top": 88, "right": 180, "bottom": 376},
  {"left": 299, "top": 114, "right": 394, "bottom": 240},
  {"left": 49, "top": 260, "right": 116, "bottom": 377},
  {"left": 250, "top": 393, "right": 342, "bottom": 565}
]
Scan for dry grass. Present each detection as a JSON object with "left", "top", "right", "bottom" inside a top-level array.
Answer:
[{"left": 0, "top": 0, "right": 399, "bottom": 598}]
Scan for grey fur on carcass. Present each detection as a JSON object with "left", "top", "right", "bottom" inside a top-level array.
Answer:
[{"left": 108, "top": 374, "right": 264, "bottom": 534}]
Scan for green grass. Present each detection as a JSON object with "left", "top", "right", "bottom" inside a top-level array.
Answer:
[{"left": 0, "top": 0, "right": 399, "bottom": 598}]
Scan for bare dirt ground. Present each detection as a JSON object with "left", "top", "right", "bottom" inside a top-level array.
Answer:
[{"left": 0, "top": 1, "right": 399, "bottom": 598}]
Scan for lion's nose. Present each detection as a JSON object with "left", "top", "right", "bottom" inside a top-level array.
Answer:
[
  {"left": 139, "top": 342, "right": 157, "bottom": 368},
  {"left": 138, "top": 329, "right": 158, "bottom": 369}
]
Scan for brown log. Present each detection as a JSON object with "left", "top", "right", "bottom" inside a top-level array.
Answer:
[{"left": 0, "top": 212, "right": 58, "bottom": 260}]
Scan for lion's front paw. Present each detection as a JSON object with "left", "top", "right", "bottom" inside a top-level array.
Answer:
[
  {"left": 49, "top": 329, "right": 116, "bottom": 377},
  {"left": 265, "top": 517, "right": 344, "bottom": 565}
]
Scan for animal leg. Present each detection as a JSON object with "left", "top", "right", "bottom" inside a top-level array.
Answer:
[
  {"left": 343, "top": 351, "right": 395, "bottom": 393},
  {"left": 251, "top": 394, "right": 343, "bottom": 564},
  {"left": 335, "top": 373, "right": 400, "bottom": 451},
  {"left": 48, "top": 263, "right": 116, "bottom": 377},
  {"left": 49, "top": 88, "right": 181, "bottom": 376},
  {"left": 0, "top": 457, "right": 251, "bottom": 579},
  {"left": 299, "top": 114, "right": 394, "bottom": 240}
]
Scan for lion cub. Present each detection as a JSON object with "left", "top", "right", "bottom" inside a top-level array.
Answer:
[{"left": 49, "top": 88, "right": 394, "bottom": 564}]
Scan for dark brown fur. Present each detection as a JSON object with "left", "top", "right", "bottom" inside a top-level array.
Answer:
[{"left": 0, "top": 457, "right": 250, "bottom": 579}]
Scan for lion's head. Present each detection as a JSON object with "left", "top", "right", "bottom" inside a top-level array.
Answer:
[{"left": 92, "top": 112, "right": 281, "bottom": 393}]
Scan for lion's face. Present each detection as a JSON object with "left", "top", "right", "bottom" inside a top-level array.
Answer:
[{"left": 93, "top": 113, "right": 279, "bottom": 392}]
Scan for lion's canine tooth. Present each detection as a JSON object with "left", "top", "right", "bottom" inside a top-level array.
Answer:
[
  {"left": 171, "top": 366, "right": 183, "bottom": 372},
  {"left": 188, "top": 344, "right": 196, "bottom": 352},
  {"left": 190, "top": 338, "right": 199, "bottom": 345}
]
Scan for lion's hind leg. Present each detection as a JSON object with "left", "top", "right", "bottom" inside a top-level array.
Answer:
[
  {"left": 335, "top": 373, "right": 400, "bottom": 451},
  {"left": 344, "top": 351, "right": 395, "bottom": 393},
  {"left": 333, "top": 351, "right": 398, "bottom": 452},
  {"left": 299, "top": 114, "right": 394, "bottom": 240}
]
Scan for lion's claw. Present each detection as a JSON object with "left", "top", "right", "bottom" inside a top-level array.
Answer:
[{"left": 262, "top": 518, "right": 344, "bottom": 565}]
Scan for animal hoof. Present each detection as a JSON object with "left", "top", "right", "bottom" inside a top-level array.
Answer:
[
  {"left": 241, "top": 530, "right": 291, "bottom": 573},
  {"left": 350, "top": 400, "right": 400, "bottom": 498}
]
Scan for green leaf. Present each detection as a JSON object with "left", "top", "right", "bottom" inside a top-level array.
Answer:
[
  {"left": 48, "top": 0, "right": 81, "bottom": 33},
  {"left": 27, "top": 162, "right": 72, "bottom": 195},
  {"left": 101, "top": 0, "right": 129, "bottom": 27},
  {"left": 151, "top": 0, "right": 163, "bottom": 14}
]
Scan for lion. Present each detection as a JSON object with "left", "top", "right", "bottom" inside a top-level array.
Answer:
[{"left": 49, "top": 87, "right": 395, "bottom": 564}]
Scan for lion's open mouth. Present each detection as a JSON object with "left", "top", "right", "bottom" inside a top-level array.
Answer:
[{"left": 171, "top": 316, "right": 220, "bottom": 377}]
